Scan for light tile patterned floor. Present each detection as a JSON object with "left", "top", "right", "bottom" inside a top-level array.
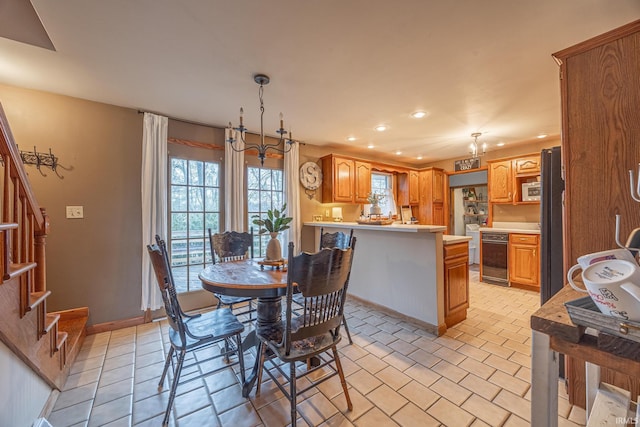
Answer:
[{"left": 48, "top": 270, "right": 587, "bottom": 426}]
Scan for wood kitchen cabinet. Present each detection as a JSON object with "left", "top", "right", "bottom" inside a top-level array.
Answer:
[
  {"left": 553, "top": 20, "right": 640, "bottom": 407},
  {"left": 488, "top": 159, "right": 513, "bottom": 203},
  {"left": 397, "top": 170, "right": 420, "bottom": 206},
  {"left": 508, "top": 233, "right": 539, "bottom": 291},
  {"left": 444, "top": 242, "right": 469, "bottom": 327},
  {"left": 320, "top": 154, "right": 371, "bottom": 203},
  {"left": 417, "top": 167, "right": 445, "bottom": 225}
]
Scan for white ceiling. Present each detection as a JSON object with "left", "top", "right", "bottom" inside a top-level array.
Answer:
[{"left": 0, "top": 1, "right": 639, "bottom": 164}]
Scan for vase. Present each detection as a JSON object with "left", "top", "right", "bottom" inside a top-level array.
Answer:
[
  {"left": 370, "top": 204, "right": 382, "bottom": 216},
  {"left": 265, "top": 232, "right": 283, "bottom": 261}
]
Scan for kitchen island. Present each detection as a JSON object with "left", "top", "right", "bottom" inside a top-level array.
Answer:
[{"left": 304, "top": 222, "right": 471, "bottom": 335}]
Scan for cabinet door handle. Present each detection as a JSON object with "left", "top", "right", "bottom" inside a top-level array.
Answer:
[
  {"left": 508, "top": 192, "right": 512, "bottom": 200},
  {"left": 533, "top": 249, "right": 536, "bottom": 257}
]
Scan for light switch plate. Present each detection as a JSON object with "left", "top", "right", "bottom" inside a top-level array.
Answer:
[{"left": 66, "top": 206, "right": 84, "bottom": 219}]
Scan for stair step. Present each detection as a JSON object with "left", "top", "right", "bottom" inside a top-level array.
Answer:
[
  {"left": 5, "top": 262, "right": 37, "bottom": 280},
  {"left": 28, "top": 290, "right": 51, "bottom": 312}
]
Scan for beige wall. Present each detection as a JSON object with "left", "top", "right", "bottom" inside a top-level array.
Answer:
[{"left": 0, "top": 83, "right": 143, "bottom": 326}]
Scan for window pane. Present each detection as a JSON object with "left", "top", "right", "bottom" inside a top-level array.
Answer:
[
  {"left": 171, "top": 158, "right": 187, "bottom": 185},
  {"left": 260, "top": 169, "right": 272, "bottom": 190},
  {"left": 188, "top": 160, "right": 203, "bottom": 185},
  {"left": 171, "top": 239, "right": 188, "bottom": 266},
  {"left": 204, "top": 163, "right": 219, "bottom": 187},
  {"left": 205, "top": 188, "right": 219, "bottom": 211},
  {"left": 171, "top": 213, "right": 187, "bottom": 239},
  {"left": 247, "top": 189, "right": 260, "bottom": 212},
  {"left": 260, "top": 191, "right": 272, "bottom": 212},
  {"left": 247, "top": 168, "right": 260, "bottom": 189},
  {"left": 189, "top": 239, "right": 205, "bottom": 264},
  {"left": 205, "top": 213, "right": 219, "bottom": 234},
  {"left": 273, "top": 170, "right": 283, "bottom": 191},
  {"left": 188, "top": 213, "right": 204, "bottom": 238},
  {"left": 189, "top": 187, "right": 204, "bottom": 211},
  {"left": 171, "top": 185, "right": 187, "bottom": 211}
]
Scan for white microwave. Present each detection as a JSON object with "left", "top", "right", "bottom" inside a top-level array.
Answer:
[{"left": 522, "top": 182, "right": 541, "bottom": 201}]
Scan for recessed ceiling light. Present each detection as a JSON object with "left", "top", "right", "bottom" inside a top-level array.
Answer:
[
  {"left": 411, "top": 111, "right": 427, "bottom": 119},
  {"left": 417, "top": 155, "right": 423, "bottom": 160},
  {"left": 395, "top": 151, "right": 402, "bottom": 155},
  {"left": 537, "top": 134, "right": 547, "bottom": 139},
  {"left": 375, "top": 125, "right": 387, "bottom": 132},
  {"left": 367, "top": 144, "right": 375, "bottom": 149},
  {"left": 346, "top": 136, "right": 357, "bottom": 142},
  {"left": 497, "top": 142, "right": 505, "bottom": 147}
]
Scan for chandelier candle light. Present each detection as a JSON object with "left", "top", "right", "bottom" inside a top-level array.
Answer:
[
  {"left": 227, "top": 74, "right": 296, "bottom": 166},
  {"left": 470, "top": 132, "right": 487, "bottom": 158}
]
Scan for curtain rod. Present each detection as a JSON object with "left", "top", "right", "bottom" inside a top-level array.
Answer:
[
  {"left": 137, "top": 109, "right": 305, "bottom": 145},
  {"left": 137, "top": 109, "right": 222, "bottom": 129}
]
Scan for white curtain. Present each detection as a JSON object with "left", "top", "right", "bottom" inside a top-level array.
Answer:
[
  {"left": 284, "top": 143, "right": 301, "bottom": 253},
  {"left": 141, "top": 113, "right": 168, "bottom": 311},
  {"left": 225, "top": 127, "right": 245, "bottom": 231}
]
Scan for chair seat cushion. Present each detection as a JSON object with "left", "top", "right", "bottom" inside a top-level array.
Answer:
[
  {"left": 169, "top": 307, "right": 244, "bottom": 349},
  {"left": 257, "top": 315, "right": 341, "bottom": 362}
]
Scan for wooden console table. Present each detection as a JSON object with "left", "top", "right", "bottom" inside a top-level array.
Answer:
[{"left": 530, "top": 285, "right": 640, "bottom": 426}]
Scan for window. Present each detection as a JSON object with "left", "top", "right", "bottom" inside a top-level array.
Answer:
[
  {"left": 371, "top": 172, "right": 397, "bottom": 216},
  {"left": 247, "top": 166, "right": 284, "bottom": 257},
  {"left": 169, "top": 158, "right": 221, "bottom": 293}
]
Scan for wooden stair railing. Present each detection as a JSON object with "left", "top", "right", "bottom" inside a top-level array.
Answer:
[{"left": 0, "top": 102, "right": 87, "bottom": 390}]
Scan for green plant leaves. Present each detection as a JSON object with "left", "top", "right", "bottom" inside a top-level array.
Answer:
[{"left": 251, "top": 203, "right": 292, "bottom": 234}]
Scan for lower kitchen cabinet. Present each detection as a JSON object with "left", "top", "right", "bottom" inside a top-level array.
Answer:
[
  {"left": 508, "top": 233, "right": 539, "bottom": 290},
  {"left": 444, "top": 242, "right": 469, "bottom": 327}
]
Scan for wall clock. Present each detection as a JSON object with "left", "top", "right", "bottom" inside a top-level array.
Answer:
[{"left": 300, "top": 161, "right": 322, "bottom": 199}]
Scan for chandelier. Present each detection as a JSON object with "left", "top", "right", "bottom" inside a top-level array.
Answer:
[
  {"left": 469, "top": 132, "right": 486, "bottom": 158},
  {"left": 227, "top": 74, "right": 295, "bottom": 165}
]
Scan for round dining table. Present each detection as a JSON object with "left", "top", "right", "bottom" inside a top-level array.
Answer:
[{"left": 199, "top": 258, "right": 288, "bottom": 397}]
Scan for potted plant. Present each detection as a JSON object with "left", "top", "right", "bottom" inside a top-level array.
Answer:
[{"left": 252, "top": 203, "right": 293, "bottom": 261}]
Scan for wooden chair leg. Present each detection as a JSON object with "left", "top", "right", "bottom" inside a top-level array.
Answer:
[
  {"left": 158, "top": 347, "right": 174, "bottom": 391},
  {"left": 235, "top": 334, "right": 246, "bottom": 384},
  {"left": 332, "top": 346, "right": 352, "bottom": 411},
  {"left": 163, "top": 349, "right": 186, "bottom": 427},
  {"left": 342, "top": 317, "right": 353, "bottom": 345}
]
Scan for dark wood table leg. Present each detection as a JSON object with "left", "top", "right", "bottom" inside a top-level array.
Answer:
[{"left": 242, "top": 295, "right": 282, "bottom": 397}]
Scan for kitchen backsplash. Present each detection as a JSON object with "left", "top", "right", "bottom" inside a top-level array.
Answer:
[{"left": 492, "top": 203, "right": 540, "bottom": 223}]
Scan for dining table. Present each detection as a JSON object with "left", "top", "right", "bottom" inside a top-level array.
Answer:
[{"left": 199, "top": 258, "right": 289, "bottom": 397}]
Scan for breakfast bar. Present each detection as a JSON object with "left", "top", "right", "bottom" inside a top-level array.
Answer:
[{"left": 304, "top": 222, "right": 471, "bottom": 335}]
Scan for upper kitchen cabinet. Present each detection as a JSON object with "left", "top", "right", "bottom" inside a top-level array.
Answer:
[
  {"left": 397, "top": 170, "right": 420, "bottom": 206},
  {"left": 320, "top": 154, "right": 371, "bottom": 203},
  {"left": 354, "top": 161, "right": 372, "bottom": 203},
  {"left": 417, "top": 167, "right": 446, "bottom": 225},
  {"left": 488, "top": 154, "right": 540, "bottom": 205}
]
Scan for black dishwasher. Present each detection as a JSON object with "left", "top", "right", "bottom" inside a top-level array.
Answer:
[{"left": 481, "top": 232, "right": 509, "bottom": 285}]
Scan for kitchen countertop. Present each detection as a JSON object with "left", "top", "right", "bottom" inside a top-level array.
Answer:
[
  {"left": 479, "top": 227, "right": 541, "bottom": 235},
  {"left": 304, "top": 221, "right": 446, "bottom": 233},
  {"left": 443, "top": 235, "right": 472, "bottom": 245}
]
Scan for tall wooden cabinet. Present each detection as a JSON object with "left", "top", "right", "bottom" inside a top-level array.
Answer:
[
  {"left": 554, "top": 19, "right": 640, "bottom": 408},
  {"left": 417, "top": 168, "right": 445, "bottom": 225}
]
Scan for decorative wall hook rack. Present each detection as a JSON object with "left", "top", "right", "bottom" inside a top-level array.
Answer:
[{"left": 17, "top": 145, "right": 60, "bottom": 176}]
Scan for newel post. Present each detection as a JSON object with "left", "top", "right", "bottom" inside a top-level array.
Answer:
[{"left": 34, "top": 207, "right": 50, "bottom": 293}]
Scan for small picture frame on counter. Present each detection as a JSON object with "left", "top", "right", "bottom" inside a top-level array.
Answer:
[{"left": 312, "top": 214, "right": 323, "bottom": 222}]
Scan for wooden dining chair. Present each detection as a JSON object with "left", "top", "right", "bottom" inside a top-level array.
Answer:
[
  {"left": 317, "top": 227, "right": 355, "bottom": 344},
  {"left": 208, "top": 228, "right": 256, "bottom": 322},
  {"left": 147, "top": 235, "right": 246, "bottom": 427},
  {"left": 255, "top": 239, "right": 357, "bottom": 426}
]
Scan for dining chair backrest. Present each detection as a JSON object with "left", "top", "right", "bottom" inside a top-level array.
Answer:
[
  {"left": 209, "top": 228, "right": 254, "bottom": 263},
  {"left": 147, "top": 235, "right": 187, "bottom": 345},
  {"left": 318, "top": 227, "right": 354, "bottom": 250},
  {"left": 284, "top": 238, "right": 357, "bottom": 355}
]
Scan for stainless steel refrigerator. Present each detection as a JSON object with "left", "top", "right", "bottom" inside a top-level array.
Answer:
[
  {"left": 540, "top": 146, "right": 565, "bottom": 376},
  {"left": 540, "top": 146, "right": 564, "bottom": 304}
]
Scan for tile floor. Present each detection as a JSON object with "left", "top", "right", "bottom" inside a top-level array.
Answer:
[{"left": 48, "top": 270, "right": 587, "bottom": 427}]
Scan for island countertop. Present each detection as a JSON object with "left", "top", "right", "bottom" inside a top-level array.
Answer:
[{"left": 303, "top": 221, "right": 446, "bottom": 233}]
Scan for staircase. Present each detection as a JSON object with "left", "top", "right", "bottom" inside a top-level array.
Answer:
[{"left": 0, "top": 103, "right": 87, "bottom": 390}]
